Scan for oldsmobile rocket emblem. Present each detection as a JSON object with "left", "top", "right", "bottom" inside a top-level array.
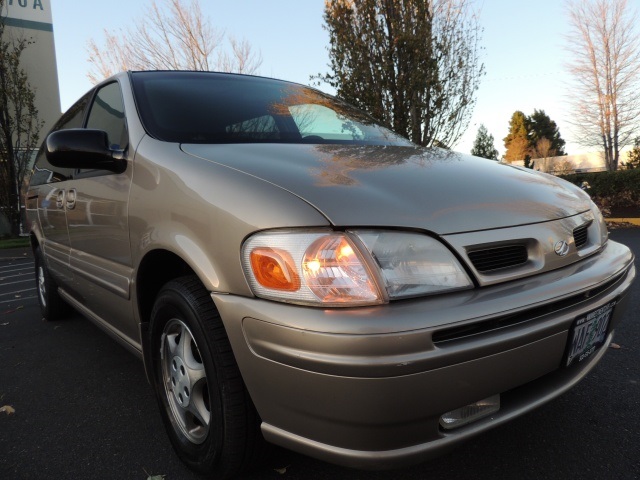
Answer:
[{"left": 554, "top": 240, "right": 570, "bottom": 257}]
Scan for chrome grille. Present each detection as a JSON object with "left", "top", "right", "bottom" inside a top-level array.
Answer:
[
  {"left": 467, "top": 245, "right": 528, "bottom": 273},
  {"left": 573, "top": 223, "right": 590, "bottom": 249}
]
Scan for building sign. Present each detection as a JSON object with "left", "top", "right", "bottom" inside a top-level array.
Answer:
[{"left": 3, "top": 0, "right": 52, "bottom": 31}]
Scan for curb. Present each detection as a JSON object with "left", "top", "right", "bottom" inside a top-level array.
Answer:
[{"left": 605, "top": 218, "right": 640, "bottom": 226}]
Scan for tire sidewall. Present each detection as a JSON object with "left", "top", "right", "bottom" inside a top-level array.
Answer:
[{"left": 149, "top": 284, "right": 225, "bottom": 473}]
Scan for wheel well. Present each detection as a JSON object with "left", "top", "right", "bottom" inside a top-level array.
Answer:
[{"left": 136, "top": 250, "right": 197, "bottom": 325}]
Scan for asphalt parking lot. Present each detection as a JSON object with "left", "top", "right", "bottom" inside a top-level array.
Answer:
[{"left": 1, "top": 230, "right": 639, "bottom": 480}]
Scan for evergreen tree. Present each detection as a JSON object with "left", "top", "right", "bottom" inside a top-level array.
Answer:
[
  {"left": 316, "top": 0, "right": 484, "bottom": 148},
  {"left": 503, "top": 111, "right": 531, "bottom": 163},
  {"left": 621, "top": 137, "right": 640, "bottom": 169},
  {"left": 529, "top": 109, "right": 566, "bottom": 156},
  {"left": 503, "top": 110, "right": 566, "bottom": 165},
  {"left": 470, "top": 124, "right": 498, "bottom": 160}
]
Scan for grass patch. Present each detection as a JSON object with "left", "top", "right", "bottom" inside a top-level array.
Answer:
[{"left": 0, "top": 237, "right": 30, "bottom": 249}]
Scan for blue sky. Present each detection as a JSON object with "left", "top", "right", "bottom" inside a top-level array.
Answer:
[{"left": 51, "top": 0, "right": 578, "bottom": 155}]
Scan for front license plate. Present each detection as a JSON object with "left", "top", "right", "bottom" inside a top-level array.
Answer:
[{"left": 565, "top": 300, "right": 616, "bottom": 367}]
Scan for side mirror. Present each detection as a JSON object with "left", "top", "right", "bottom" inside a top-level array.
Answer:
[{"left": 46, "top": 129, "right": 127, "bottom": 173}]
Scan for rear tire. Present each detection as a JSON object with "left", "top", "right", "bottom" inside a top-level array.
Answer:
[
  {"left": 34, "top": 246, "right": 69, "bottom": 321},
  {"left": 150, "top": 276, "right": 264, "bottom": 478}
]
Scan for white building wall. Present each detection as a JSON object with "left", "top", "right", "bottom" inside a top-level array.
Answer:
[
  {"left": 2, "top": 0, "right": 61, "bottom": 134},
  {"left": 1, "top": 0, "right": 60, "bottom": 235},
  {"left": 532, "top": 149, "right": 633, "bottom": 174}
]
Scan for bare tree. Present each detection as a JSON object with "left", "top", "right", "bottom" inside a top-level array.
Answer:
[
  {"left": 218, "top": 37, "right": 263, "bottom": 75},
  {"left": 531, "top": 137, "right": 556, "bottom": 172},
  {"left": 553, "top": 159, "right": 575, "bottom": 176},
  {"left": 565, "top": 0, "right": 640, "bottom": 171},
  {"left": 87, "top": 0, "right": 262, "bottom": 84}
]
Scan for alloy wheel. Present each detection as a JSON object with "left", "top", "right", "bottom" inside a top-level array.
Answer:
[{"left": 161, "top": 318, "right": 211, "bottom": 444}]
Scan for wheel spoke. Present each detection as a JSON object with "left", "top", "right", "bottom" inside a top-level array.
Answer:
[
  {"left": 164, "top": 324, "right": 183, "bottom": 356},
  {"left": 187, "top": 378, "right": 211, "bottom": 429},
  {"left": 185, "top": 362, "right": 206, "bottom": 385},
  {"left": 176, "top": 322, "right": 190, "bottom": 359}
]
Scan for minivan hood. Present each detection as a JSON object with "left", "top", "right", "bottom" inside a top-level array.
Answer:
[{"left": 181, "top": 144, "right": 591, "bottom": 235}]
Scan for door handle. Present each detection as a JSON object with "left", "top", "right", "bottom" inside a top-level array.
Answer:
[
  {"left": 56, "top": 189, "right": 65, "bottom": 209},
  {"left": 66, "top": 188, "right": 77, "bottom": 210}
]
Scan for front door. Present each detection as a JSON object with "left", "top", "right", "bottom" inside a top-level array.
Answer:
[
  {"left": 65, "top": 81, "right": 138, "bottom": 347},
  {"left": 29, "top": 95, "right": 91, "bottom": 286}
]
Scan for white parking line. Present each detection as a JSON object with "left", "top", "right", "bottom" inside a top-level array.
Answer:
[
  {"left": 0, "top": 262, "right": 34, "bottom": 271},
  {"left": 0, "top": 286, "right": 37, "bottom": 305},
  {"left": 1, "top": 269, "right": 34, "bottom": 277},
  {"left": 0, "top": 278, "right": 34, "bottom": 287},
  {"left": 0, "top": 272, "right": 34, "bottom": 281},
  {"left": 1, "top": 261, "right": 42, "bottom": 307},
  {"left": 0, "top": 286, "right": 37, "bottom": 298},
  {"left": 0, "top": 294, "right": 37, "bottom": 305}
]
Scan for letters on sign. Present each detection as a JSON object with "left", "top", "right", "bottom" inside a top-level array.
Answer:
[{"left": 8, "top": 0, "right": 44, "bottom": 10}]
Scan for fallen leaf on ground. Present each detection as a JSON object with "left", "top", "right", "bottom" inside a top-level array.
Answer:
[
  {"left": 143, "top": 469, "right": 165, "bottom": 480},
  {"left": 610, "top": 343, "right": 621, "bottom": 349},
  {"left": 1, "top": 323, "right": 9, "bottom": 326},
  {"left": 1, "top": 305, "right": 23, "bottom": 315},
  {"left": 274, "top": 465, "right": 290, "bottom": 474},
  {"left": 0, "top": 405, "right": 16, "bottom": 415}
]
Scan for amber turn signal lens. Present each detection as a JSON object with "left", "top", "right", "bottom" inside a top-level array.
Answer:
[{"left": 250, "top": 247, "right": 300, "bottom": 291}]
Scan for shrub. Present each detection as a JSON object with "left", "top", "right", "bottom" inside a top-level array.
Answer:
[{"left": 561, "top": 169, "right": 640, "bottom": 214}]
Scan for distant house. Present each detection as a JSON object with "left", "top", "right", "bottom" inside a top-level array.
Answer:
[{"left": 532, "top": 148, "right": 633, "bottom": 174}]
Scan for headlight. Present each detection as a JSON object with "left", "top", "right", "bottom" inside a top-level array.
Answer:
[
  {"left": 355, "top": 230, "right": 473, "bottom": 298},
  {"left": 242, "top": 230, "right": 473, "bottom": 306}
]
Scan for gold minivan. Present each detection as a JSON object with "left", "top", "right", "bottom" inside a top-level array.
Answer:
[{"left": 26, "top": 71, "right": 635, "bottom": 478}]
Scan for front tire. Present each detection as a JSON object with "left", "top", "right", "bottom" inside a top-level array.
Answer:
[{"left": 150, "top": 276, "right": 263, "bottom": 478}]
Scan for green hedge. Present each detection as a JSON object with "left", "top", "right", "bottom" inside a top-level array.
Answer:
[{"left": 561, "top": 169, "right": 640, "bottom": 212}]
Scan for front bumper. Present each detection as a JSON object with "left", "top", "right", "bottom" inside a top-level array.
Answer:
[{"left": 213, "top": 240, "right": 635, "bottom": 469}]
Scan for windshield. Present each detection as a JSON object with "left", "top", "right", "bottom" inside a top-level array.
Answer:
[{"left": 130, "top": 71, "right": 411, "bottom": 146}]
